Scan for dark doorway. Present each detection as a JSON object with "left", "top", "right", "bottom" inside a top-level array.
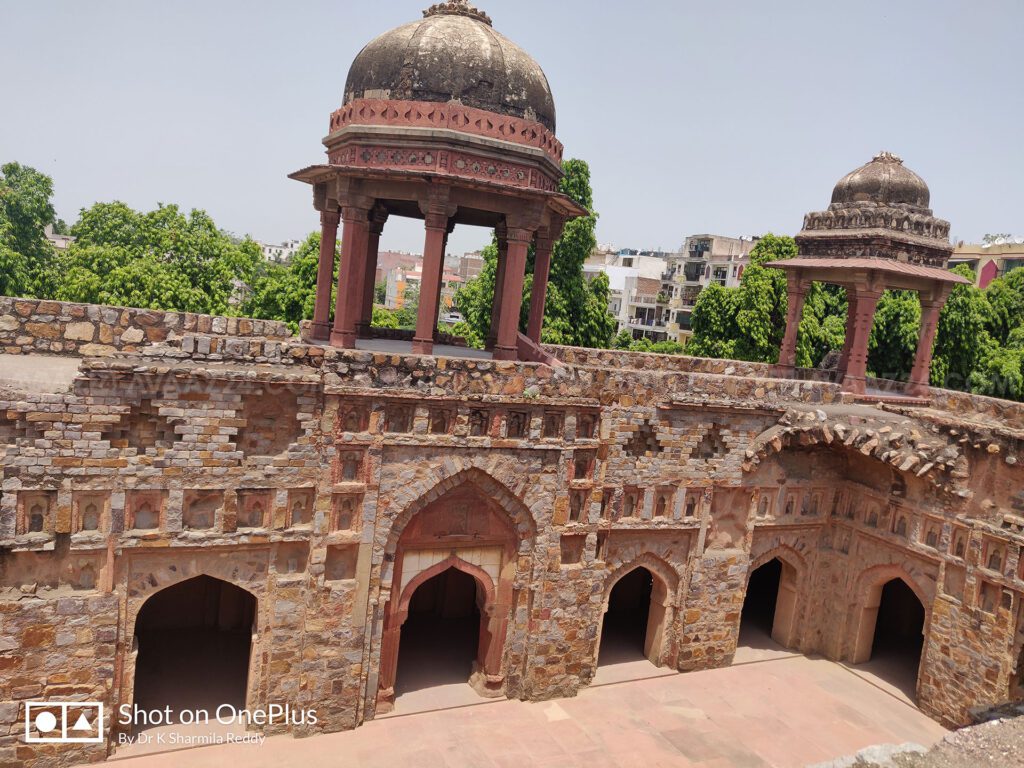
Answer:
[
  {"left": 872, "top": 578, "right": 925, "bottom": 664},
  {"left": 854, "top": 578, "right": 926, "bottom": 700},
  {"left": 396, "top": 567, "right": 481, "bottom": 695},
  {"left": 132, "top": 576, "right": 256, "bottom": 731},
  {"left": 741, "top": 559, "right": 782, "bottom": 636},
  {"left": 599, "top": 567, "right": 653, "bottom": 665}
]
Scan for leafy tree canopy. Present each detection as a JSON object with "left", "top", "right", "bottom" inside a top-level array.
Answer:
[{"left": 50, "top": 201, "right": 263, "bottom": 314}]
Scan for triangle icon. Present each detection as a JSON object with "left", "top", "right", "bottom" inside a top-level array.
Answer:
[{"left": 72, "top": 714, "right": 92, "bottom": 731}]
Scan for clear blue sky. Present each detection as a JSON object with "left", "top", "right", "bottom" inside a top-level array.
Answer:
[{"left": 2, "top": 0, "right": 1020, "bottom": 255}]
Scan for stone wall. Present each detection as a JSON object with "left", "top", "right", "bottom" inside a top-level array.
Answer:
[
  {"left": 545, "top": 343, "right": 777, "bottom": 376},
  {"left": 2, "top": 317, "right": 1024, "bottom": 767},
  {"left": 0, "top": 297, "right": 291, "bottom": 357}
]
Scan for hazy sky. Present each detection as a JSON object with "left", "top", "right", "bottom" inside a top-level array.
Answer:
[{"left": 2, "top": 0, "right": 1021, "bottom": 255}]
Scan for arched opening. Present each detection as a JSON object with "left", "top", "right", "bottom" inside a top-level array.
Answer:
[
  {"left": 599, "top": 567, "right": 655, "bottom": 666},
  {"left": 395, "top": 567, "right": 483, "bottom": 697},
  {"left": 132, "top": 576, "right": 256, "bottom": 730},
  {"left": 852, "top": 577, "right": 926, "bottom": 700},
  {"left": 739, "top": 557, "right": 799, "bottom": 650},
  {"left": 377, "top": 471, "right": 533, "bottom": 713}
]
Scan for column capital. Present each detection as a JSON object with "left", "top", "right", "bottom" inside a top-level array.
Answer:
[
  {"left": 341, "top": 204, "right": 372, "bottom": 224},
  {"left": 319, "top": 208, "right": 341, "bottom": 228},
  {"left": 424, "top": 211, "right": 451, "bottom": 231},
  {"left": 369, "top": 203, "right": 389, "bottom": 234},
  {"left": 506, "top": 227, "right": 535, "bottom": 244}
]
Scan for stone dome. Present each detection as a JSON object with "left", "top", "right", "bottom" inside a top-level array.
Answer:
[
  {"left": 830, "top": 152, "right": 930, "bottom": 208},
  {"left": 343, "top": 1, "right": 557, "bottom": 132}
]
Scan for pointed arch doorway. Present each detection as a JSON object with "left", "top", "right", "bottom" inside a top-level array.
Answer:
[
  {"left": 375, "top": 472, "right": 534, "bottom": 714},
  {"left": 131, "top": 575, "right": 257, "bottom": 729}
]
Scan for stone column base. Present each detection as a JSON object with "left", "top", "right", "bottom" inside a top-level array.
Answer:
[
  {"left": 375, "top": 686, "right": 395, "bottom": 714},
  {"left": 411, "top": 338, "right": 434, "bottom": 355},
  {"left": 308, "top": 321, "right": 331, "bottom": 342},
  {"left": 840, "top": 374, "right": 866, "bottom": 395},
  {"left": 330, "top": 329, "right": 356, "bottom": 348},
  {"left": 469, "top": 665, "right": 505, "bottom": 698},
  {"left": 492, "top": 345, "right": 517, "bottom": 361}
]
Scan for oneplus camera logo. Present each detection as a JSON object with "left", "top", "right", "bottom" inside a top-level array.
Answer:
[{"left": 24, "top": 702, "right": 104, "bottom": 743}]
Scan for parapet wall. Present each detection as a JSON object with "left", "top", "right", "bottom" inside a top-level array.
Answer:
[
  {"left": 0, "top": 296, "right": 292, "bottom": 357},
  {"left": 545, "top": 344, "right": 777, "bottom": 376}
]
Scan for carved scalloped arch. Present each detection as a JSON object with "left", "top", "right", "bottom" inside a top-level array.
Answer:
[{"left": 383, "top": 462, "right": 540, "bottom": 556}]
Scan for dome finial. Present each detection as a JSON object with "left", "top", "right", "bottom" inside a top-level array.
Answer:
[
  {"left": 423, "top": 0, "right": 492, "bottom": 26},
  {"left": 873, "top": 150, "right": 903, "bottom": 164}
]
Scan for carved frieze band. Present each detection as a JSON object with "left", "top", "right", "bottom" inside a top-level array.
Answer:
[
  {"left": 801, "top": 203, "right": 951, "bottom": 241},
  {"left": 328, "top": 144, "right": 559, "bottom": 193},
  {"left": 329, "top": 98, "right": 564, "bottom": 164}
]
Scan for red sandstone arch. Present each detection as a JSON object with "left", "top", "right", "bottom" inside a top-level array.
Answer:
[
  {"left": 850, "top": 565, "right": 931, "bottom": 667},
  {"left": 598, "top": 554, "right": 679, "bottom": 667},
  {"left": 383, "top": 466, "right": 538, "bottom": 556},
  {"left": 745, "top": 546, "right": 806, "bottom": 648},
  {"left": 376, "top": 469, "right": 531, "bottom": 712}
]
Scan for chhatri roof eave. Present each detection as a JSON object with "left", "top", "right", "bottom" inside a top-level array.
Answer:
[
  {"left": 765, "top": 257, "right": 971, "bottom": 286},
  {"left": 287, "top": 163, "right": 588, "bottom": 219}
]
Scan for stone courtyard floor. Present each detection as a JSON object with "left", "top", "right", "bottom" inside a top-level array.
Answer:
[{"left": 99, "top": 643, "right": 949, "bottom": 768}]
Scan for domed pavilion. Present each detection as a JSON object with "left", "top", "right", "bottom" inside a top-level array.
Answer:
[
  {"left": 290, "top": 0, "right": 585, "bottom": 361},
  {"left": 769, "top": 152, "right": 969, "bottom": 397}
]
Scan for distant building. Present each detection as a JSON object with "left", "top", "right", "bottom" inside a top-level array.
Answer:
[
  {"left": 665, "top": 234, "right": 758, "bottom": 344},
  {"left": 585, "top": 247, "right": 674, "bottom": 341},
  {"left": 258, "top": 239, "right": 303, "bottom": 263},
  {"left": 457, "top": 251, "right": 484, "bottom": 282},
  {"left": 44, "top": 224, "right": 74, "bottom": 252},
  {"left": 951, "top": 238, "right": 1024, "bottom": 288}
]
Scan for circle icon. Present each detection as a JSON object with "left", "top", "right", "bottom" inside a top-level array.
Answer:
[{"left": 34, "top": 711, "right": 58, "bottom": 734}]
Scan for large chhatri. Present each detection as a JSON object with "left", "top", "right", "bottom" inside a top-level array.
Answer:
[{"left": 290, "top": 0, "right": 584, "bottom": 361}]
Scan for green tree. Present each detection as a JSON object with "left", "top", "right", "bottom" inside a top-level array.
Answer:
[
  {"left": 371, "top": 305, "right": 399, "bottom": 329},
  {"left": 867, "top": 290, "right": 920, "bottom": 380},
  {"left": 612, "top": 328, "right": 634, "bottom": 349},
  {"left": 245, "top": 232, "right": 326, "bottom": 328},
  {"left": 0, "top": 162, "right": 58, "bottom": 295},
  {"left": 686, "top": 234, "right": 800, "bottom": 363},
  {"left": 930, "top": 265, "right": 993, "bottom": 390},
  {"left": 685, "top": 283, "right": 739, "bottom": 359},
  {"left": 984, "top": 268, "right": 1024, "bottom": 347},
  {"left": 0, "top": 220, "right": 31, "bottom": 296},
  {"left": 52, "top": 201, "right": 264, "bottom": 314},
  {"left": 797, "top": 284, "right": 848, "bottom": 368}
]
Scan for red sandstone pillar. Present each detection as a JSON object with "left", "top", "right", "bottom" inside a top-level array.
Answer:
[
  {"left": 356, "top": 205, "right": 388, "bottom": 339},
  {"left": 485, "top": 224, "right": 509, "bottom": 351},
  {"left": 840, "top": 286, "right": 883, "bottom": 395},
  {"left": 774, "top": 273, "right": 809, "bottom": 376},
  {"left": 330, "top": 204, "right": 370, "bottom": 349},
  {"left": 311, "top": 209, "right": 340, "bottom": 341},
  {"left": 412, "top": 210, "right": 449, "bottom": 355},
  {"left": 376, "top": 619, "right": 402, "bottom": 713},
  {"left": 493, "top": 227, "right": 533, "bottom": 361},
  {"left": 836, "top": 287, "right": 859, "bottom": 378},
  {"left": 906, "top": 290, "right": 949, "bottom": 397},
  {"left": 527, "top": 225, "right": 557, "bottom": 344},
  {"left": 429, "top": 228, "right": 452, "bottom": 333}
]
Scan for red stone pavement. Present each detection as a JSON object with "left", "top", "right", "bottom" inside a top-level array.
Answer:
[{"left": 97, "top": 654, "right": 948, "bottom": 768}]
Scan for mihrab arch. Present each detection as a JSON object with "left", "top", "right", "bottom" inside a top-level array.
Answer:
[{"left": 375, "top": 469, "right": 536, "bottom": 712}]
